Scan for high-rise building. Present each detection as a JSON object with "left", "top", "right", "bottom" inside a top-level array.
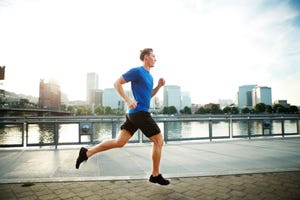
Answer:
[
  {"left": 86, "top": 72, "right": 99, "bottom": 105},
  {"left": 0, "top": 66, "right": 5, "bottom": 98},
  {"left": 102, "top": 88, "right": 123, "bottom": 110},
  {"left": 238, "top": 85, "right": 257, "bottom": 108},
  {"left": 163, "top": 85, "right": 181, "bottom": 112},
  {"left": 252, "top": 86, "right": 272, "bottom": 106},
  {"left": 274, "top": 100, "right": 289, "bottom": 108},
  {"left": 94, "top": 89, "right": 103, "bottom": 106},
  {"left": 181, "top": 91, "right": 191, "bottom": 109},
  {"left": 0, "top": 66, "right": 5, "bottom": 80},
  {"left": 149, "top": 96, "right": 160, "bottom": 113},
  {"left": 39, "top": 79, "right": 61, "bottom": 109}
]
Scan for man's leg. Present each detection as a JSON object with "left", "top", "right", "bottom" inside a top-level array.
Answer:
[
  {"left": 76, "top": 129, "right": 132, "bottom": 169},
  {"left": 87, "top": 129, "right": 132, "bottom": 157},
  {"left": 149, "top": 133, "right": 164, "bottom": 176},
  {"left": 148, "top": 133, "right": 170, "bottom": 185}
]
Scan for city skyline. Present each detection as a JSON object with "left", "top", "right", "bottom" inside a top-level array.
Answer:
[
  {"left": 1, "top": 64, "right": 298, "bottom": 107},
  {"left": 1, "top": 0, "right": 299, "bottom": 105},
  {"left": 7, "top": 75, "right": 291, "bottom": 109}
]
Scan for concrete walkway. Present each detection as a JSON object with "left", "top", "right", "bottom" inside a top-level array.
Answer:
[{"left": 0, "top": 137, "right": 300, "bottom": 199}]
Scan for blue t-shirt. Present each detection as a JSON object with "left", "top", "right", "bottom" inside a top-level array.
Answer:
[{"left": 122, "top": 66, "right": 153, "bottom": 114}]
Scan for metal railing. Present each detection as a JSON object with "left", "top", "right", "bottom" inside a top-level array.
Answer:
[{"left": 0, "top": 114, "right": 299, "bottom": 148}]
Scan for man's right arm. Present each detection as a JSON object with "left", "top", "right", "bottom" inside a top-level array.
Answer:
[{"left": 114, "top": 76, "right": 137, "bottom": 109}]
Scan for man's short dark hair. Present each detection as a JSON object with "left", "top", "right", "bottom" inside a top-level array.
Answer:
[{"left": 140, "top": 48, "right": 153, "bottom": 61}]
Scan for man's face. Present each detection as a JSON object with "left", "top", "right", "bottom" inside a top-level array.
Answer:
[{"left": 145, "top": 52, "right": 156, "bottom": 67}]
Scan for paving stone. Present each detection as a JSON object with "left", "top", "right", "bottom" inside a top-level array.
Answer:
[
  {"left": 0, "top": 191, "right": 17, "bottom": 200},
  {"left": 57, "top": 191, "right": 76, "bottom": 199},
  {"left": 38, "top": 193, "right": 58, "bottom": 200},
  {"left": 1, "top": 170, "right": 300, "bottom": 199},
  {"left": 18, "top": 196, "right": 38, "bottom": 200},
  {"left": 0, "top": 140, "right": 300, "bottom": 200}
]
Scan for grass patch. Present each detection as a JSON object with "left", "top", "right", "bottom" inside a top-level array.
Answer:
[{"left": 22, "top": 182, "right": 35, "bottom": 187}]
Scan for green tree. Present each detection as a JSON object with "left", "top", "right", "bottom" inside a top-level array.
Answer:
[
  {"left": 265, "top": 105, "right": 273, "bottom": 113},
  {"left": 195, "top": 107, "right": 209, "bottom": 114},
  {"left": 76, "top": 106, "right": 86, "bottom": 115},
  {"left": 67, "top": 106, "right": 75, "bottom": 113},
  {"left": 162, "top": 107, "right": 168, "bottom": 114},
  {"left": 208, "top": 104, "right": 223, "bottom": 114},
  {"left": 115, "top": 109, "right": 125, "bottom": 115},
  {"left": 254, "top": 103, "right": 266, "bottom": 113},
  {"left": 86, "top": 107, "right": 92, "bottom": 115},
  {"left": 273, "top": 104, "right": 286, "bottom": 113},
  {"left": 289, "top": 105, "right": 299, "bottom": 114},
  {"left": 241, "top": 107, "right": 250, "bottom": 114},
  {"left": 168, "top": 106, "right": 177, "bottom": 114},
  {"left": 162, "top": 106, "right": 178, "bottom": 114},
  {"left": 180, "top": 106, "right": 191, "bottom": 114},
  {"left": 104, "top": 106, "right": 113, "bottom": 115},
  {"left": 231, "top": 106, "right": 239, "bottom": 114},
  {"left": 94, "top": 106, "right": 105, "bottom": 115},
  {"left": 60, "top": 104, "right": 67, "bottom": 111},
  {"left": 223, "top": 106, "right": 231, "bottom": 114}
]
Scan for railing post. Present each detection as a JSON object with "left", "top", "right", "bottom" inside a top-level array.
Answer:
[
  {"left": 164, "top": 121, "right": 168, "bottom": 144},
  {"left": 23, "top": 120, "right": 26, "bottom": 147},
  {"left": 78, "top": 122, "right": 81, "bottom": 144},
  {"left": 90, "top": 122, "right": 94, "bottom": 144},
  {"left": 262, "top": 119, "right": 265, "bottom": 135},
  {"left": 297, "top": 119, "right": 299, "bottom": 134},
  {"left": 269, "top": 118, "right": 272, "bottom": 135},
  {"left": 54, "top": 122, "right": 58, "bottom": 149},
  {"left": 112, "top": 121, "right": 117, "bottom": 139},
  {"left": 281, "top": 116, "right": 285, "bottom": 137},
  {"left": 229, "top": 115, "right": 233, "bottom": 139},
  {"left": 25, "top": 121, "right": 29, "bottom": 147},
  {"left": 138, "top": 130, "right": 141, "bottom": 143},
  {"left": 209, "top": 117, "right": 212, "bottom": 141},
  {"left": 248, "top": 116, "right": 251, "bottom": 139}
]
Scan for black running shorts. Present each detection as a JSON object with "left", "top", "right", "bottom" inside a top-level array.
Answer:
[{"left": 120, "top": 111, "right": 161, "bottom": 138}]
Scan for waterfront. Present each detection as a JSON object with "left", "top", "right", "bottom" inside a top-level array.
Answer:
[{"left": 0, "top": 118, "right": 298, "bottom": 146}]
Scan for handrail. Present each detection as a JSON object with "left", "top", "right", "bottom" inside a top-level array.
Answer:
[{"left": 0, "top": 114, "right": 299, "bottom": 148}]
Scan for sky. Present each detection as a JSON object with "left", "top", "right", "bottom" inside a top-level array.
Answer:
[{"left": 0, "top": 0, "right": 300, "bottom": 105}]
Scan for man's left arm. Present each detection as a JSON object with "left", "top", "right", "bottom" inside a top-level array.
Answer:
[{"left": 152, "top": 78, "right": 165, "bottom": 97}]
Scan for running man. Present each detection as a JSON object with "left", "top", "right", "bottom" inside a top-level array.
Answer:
[{"left": 76, "top": 48, "right": 170, "bottom": 185}]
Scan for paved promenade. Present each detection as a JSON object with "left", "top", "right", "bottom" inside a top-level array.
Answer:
[{"left": 0, "top": 137, "right": 300, "bottom": 199}]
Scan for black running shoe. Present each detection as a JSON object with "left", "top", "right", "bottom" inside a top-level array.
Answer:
[
  {"left": 149, "top": 174, "right": 170, "bottom": 185},
  {"left": 76, "top": 147, "right": 88, "bottom": 169}
]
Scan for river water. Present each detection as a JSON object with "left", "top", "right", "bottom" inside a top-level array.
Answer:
[{"left": 0, "top": 119, "right": 298, "bottom": 146}]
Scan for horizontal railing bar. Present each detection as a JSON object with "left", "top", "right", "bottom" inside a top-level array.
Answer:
[
  {"left": 1, "top": 114, "right": 299, "bottom": 120},
  {"left": 0, "top": 114, "right": 299, "bottom": 148}
]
